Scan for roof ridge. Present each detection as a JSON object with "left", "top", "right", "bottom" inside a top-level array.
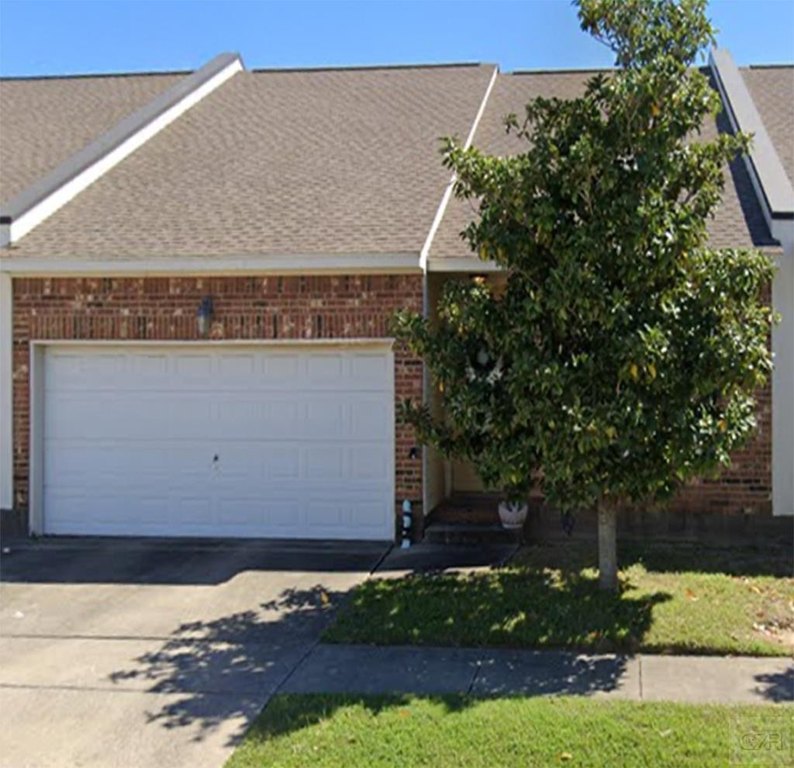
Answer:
[
  {"left": 745, "top": 63, "right": 794, "bottom": 70},
  {"left": 508, "top": 66, "right": 616, "bottom": 75},
  {"left": 249, "top": 62, "right": 490, "bottom": 74},
  {"left": 0, "top": 69, "right": 193, "bottom": 82}
]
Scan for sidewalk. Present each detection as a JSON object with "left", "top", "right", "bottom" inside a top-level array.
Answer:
[{"left": 281, "top": 643, "right": 793, "bottom": 705}]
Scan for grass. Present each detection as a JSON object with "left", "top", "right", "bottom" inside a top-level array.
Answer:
[
  {"left": 324, "top": 542, "right": 794, "bottom": 655},
  {"left": 226, "top": 694, "right": 793, "bottom": 768}
]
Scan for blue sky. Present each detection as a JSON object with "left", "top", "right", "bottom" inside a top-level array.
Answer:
[{"left": 0, "top": 0, "right": 792, "bottom": 77}]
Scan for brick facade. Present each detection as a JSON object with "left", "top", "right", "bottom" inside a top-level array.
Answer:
[
  {"left": 8, "top": 271, "right": 775, "bottom": 535},
  {"left": 671, "top": 381, "right": 772, "bottom": 515},
  {"left": 11, "top": 274, "right": 424, "bottom": 530}
]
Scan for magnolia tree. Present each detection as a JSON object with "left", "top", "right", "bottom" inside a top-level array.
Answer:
[{"left": 394, "top": 0, "right": 774, "bottom": 590}]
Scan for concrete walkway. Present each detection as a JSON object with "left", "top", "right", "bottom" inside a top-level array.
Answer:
[{"left": 282, "top": 643, "right": 793, "bottom": 705}]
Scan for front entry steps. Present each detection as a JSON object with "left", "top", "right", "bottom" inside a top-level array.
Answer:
[
  {"left": 422, "top": 494, "right": 523, "bottom": 545},
  {"left": 423, "top": 521, "right": 520, "bottom": 545}
]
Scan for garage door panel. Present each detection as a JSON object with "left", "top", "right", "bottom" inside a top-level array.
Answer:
[
  {"left": 351, "top": 397, "right": 392, "bottom": 437},
  {"left": 304, "top": 400, "right": 347, "bottom": 438},
  {"left": 306, "top": 353, "right": 345, "bottom": 386},
  {"left": 46, "top": 393, "right": 215, "bottom": 441},
  {"left": 349, "top": 445, "right": 390, "bottom": 481},
  {"left": 44, "top": 443, "right": 180, "bottom": 489},
  {"left": 129, "top": 353, "right": 170, "bottom": 382},
  {"left": 214, "top": 399, "right": 268, "bottom": 438},
  {"left": 262, "top": 354, "right": 301, "bottom": 384},
  {"left": 306, "top": 500, "right": 348, "bottom": 529},
  {"left": 44, "top": 491, "right": 170, "bottom": 529},
  {"left": 42, "top": 345, "right": 394, "bottom": 540},
  {"left": 351, "top": 353, "right": 390, "bottom": 383},
  {"left": 215, "top": 353, "right": 258, "bottom": 385},
  {"left": 266, "top": 501, "right": 302, "bottom": 529},
  {"left": 173, "top": 497, "right": 213, "bottom": 526},
  {"left": 166, "top": 395, "right": 216, "bottom": 439},
  {"left": 173, "top": 354, "right": 214, "bottom": 385},
  {"left": 352, "top": 499, "right": 392, "bottom": 530},
  {"left": 266, "top": 446, "right": 301, "bottom": 479},
  {"left": 44, "top": 353, "right": 85, "bottom": 390},
  {"left": 304, "top": 445, "right": 346, "bottom": 480}
]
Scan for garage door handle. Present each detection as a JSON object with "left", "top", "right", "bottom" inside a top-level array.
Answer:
[{"left": 213, "top": 454, "right": 219, "bottom": 463}]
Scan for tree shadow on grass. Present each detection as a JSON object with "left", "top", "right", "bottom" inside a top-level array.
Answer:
[
  {"left": 514, "top": 539, "right": 793, "bottom": 578},
  {"left": 325, "top": 567, "right": 671, "bottom": 653},
  {"left": 240, "top": 693, "right": 475, "bottom": 745}
]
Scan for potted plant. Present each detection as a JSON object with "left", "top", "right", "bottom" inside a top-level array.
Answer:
[{"left": 497, "top": 495, "right": 529, "bottom": 530}]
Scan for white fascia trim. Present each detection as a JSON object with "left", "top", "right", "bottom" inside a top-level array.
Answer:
[
  {"left": 0, "top": 252, "right": 422, "bottom": 276},
  {"left": 426, "top": 257, "right": 501, "bottom": 273},
  {"left": 709, "top": 49, "right": 794, "bottom": 229},
  {"left": 418, "top": 66, "right": 499, "bottom": 273},
  {"left": 0, "top": 274, "right": 12, "bottom": 510},
  {"left": 6, "top": 57, "right": 243, "bottom": 244}
]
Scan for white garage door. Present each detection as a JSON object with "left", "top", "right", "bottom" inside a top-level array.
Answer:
[{"left": 42, "top": 345, "right": 395, "bottom": 540}]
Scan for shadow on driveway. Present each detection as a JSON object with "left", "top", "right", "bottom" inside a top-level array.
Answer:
[
  {"left": 0, "top": 537, "right": 390, "bottom": 585},
  {"left": 107, "top": 584, "right": 354, "bottom": 744}
]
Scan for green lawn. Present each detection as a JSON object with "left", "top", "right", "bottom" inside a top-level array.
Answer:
[
  {"left": 226, "top": 694, "right": 793, "bottom": 768},
  {"left": 324, "top": 542, "right": 794, "bottom": 655}
]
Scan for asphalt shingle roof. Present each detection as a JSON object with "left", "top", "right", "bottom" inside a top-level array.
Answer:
[
  {"left": 0, "top": 62, "right": 788, "bottom": 263},
  {"left": 430, "top": 68, "right": 777, "bottom": 263},
  {"left": 6, "top": 64, "right": 496, "bottom": 259},
  {"left": 0, "top": 73, "right": 183, "bottom": 204},
  {"left": 740, "top": 65, "right": 794, "bottom": 187}
]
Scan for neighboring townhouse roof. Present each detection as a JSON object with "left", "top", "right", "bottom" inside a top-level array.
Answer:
[
  {"left": 429, "top": 68, "right": 779, "bottom": 268},
  {"left": 0, "top": 72, "right": 184, "bottom": 204},
  {"left": 740, "top": 65, "right": 794, "bottom": 187},
  {"left": 3, "top": 63, "right": 497, "bottom": 262}
]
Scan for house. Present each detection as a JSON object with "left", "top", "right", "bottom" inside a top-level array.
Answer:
[{"left": 0, "top": 52, "right": 791, "bottom": 542}]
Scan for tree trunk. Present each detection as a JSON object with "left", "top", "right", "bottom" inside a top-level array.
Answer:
[{"left": 597, "top": 500, "right": 618, "bottom": 591}]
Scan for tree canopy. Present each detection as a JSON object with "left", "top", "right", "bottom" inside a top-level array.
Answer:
[{"left": 395, "top": 0, "right": 774, "bottom": 522}]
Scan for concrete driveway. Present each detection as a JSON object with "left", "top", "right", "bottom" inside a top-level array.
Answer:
[{"left": 0, "top": 537, "right": 388, "bottom": 768}]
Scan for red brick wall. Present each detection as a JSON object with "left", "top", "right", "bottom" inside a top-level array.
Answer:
[
  {"left": 11, "top": 274, "right": 424, "bottom": 527},
  {"left": 671, "top": 382, "right": 772, "bottom": 515}
]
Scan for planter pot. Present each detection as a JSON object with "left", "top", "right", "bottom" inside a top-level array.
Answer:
[{"left": 498, "top": 501, "right": 528, "bottom": 530}]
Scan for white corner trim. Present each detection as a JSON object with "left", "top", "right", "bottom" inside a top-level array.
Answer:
[
  {"left": 0, "top": 273, "right": 13, "bottom": 510},
  {"left": 0, "top": 252, "right": 421, "bottom": 276},
  {"left": 418, "top": 65, "right": 499, "bottom": 272},
  {"left": 6, "top": 57, "right": 243, "bottom": 245},
  {"left": 771, "top": 225, "right": 794, "bottom": 516}
]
